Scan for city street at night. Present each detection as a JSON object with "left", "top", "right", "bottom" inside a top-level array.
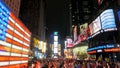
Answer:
[{"left": 0, "top": 0, "right": 120, "bottom": 68}]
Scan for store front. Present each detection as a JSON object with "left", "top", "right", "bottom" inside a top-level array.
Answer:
[{"left": 73, "top": 44, "right": 88, "bottom": 59}]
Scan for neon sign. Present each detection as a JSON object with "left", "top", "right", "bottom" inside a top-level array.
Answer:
[{"left": 87, "top": 44, "right": 114, "bottom": 51}]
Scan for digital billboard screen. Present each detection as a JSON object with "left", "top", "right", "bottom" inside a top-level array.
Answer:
[
  {"left": 79, "top": 23, "right": 88, "bottom": 41},
  {"left": 67, "top": 38, "right": 74, "bottom": 47},
  {"left": 93, "top": 17, "right": 101, "bottom": 33},
  {"left": 117, "top": 10, "right": 120, "bottom": 22},
  {"left": 89, "top": 22, "right": 93, "bottom": 35},
  {"left": 100, "top": 9, "right": 116, "bottom": 30},
  {"left": 80, "top": 23, "right": 88, "bottom": 36},
  {"left": 89, "top": 17, "right": 101, "bottom": 35},
  {"left": 88, "top": 9, "right": 117, "bottom": 38},
  {"left": 73, "top": 26, "right": 77, "bottom": 42}
]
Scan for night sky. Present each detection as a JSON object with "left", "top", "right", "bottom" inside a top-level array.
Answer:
[
  {"left": 19, "top": 0, "right": 70, "bottom": 44},
  {"left": 46, "top": 0, "right": 70, "bottom": 40}
]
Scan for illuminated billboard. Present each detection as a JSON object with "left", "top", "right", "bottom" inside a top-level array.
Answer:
[
  {"left": 42, "top": 42, "right": 46, "bottom": 53},
  {"left": 54, "top": 32, "right": 58, "bottom": 58},
  {"left": 66, "top": 38, "right": 74, "bottom": 47},
  {"left": 54, "top": 36, "right": 58, "bottom": 42},
  {"left": 93, "top": 17, "right": 101, "bottom": 34},
  {"left": 0, "top": 1, "right": 31, "bottom": 68},
  {"left": 88, "top": 9, "right": 117, "bottom": 37},
  {"left": 117, "top": 11, "right": 120, "bottom": 22},
  {"left": 33, "top": 38, "right": 40, "bottom": 48},
  {"left": 89, "top": 17, "right": 101, "bottom": 35},
  {"left": 73, "top": 26, "right": 77, "bottom": 42},
  {"left": 100, "top": 9, "right": 116, "bottom": 30},
  {"left": 87, "top": 44, "right": 120, "bottom": 54},
  {"left": 79, "top": 23, "right": 88, "bottom": 41},
  {"left": 80, "top": 23, "right": 88, "bottom": 36}
]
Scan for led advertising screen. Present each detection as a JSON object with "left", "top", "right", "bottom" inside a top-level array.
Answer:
[
  {"left": 54, "top": 47, "right": 58, "bottom": 53},
  {"left": 88, "top": 9, "right": 117, "bottom": 37},
  {"left": 79, "top": 23, "right": 88, "bottom": 41},
  {"left": 89, "top": 23, "right": 94, "bottom": 35},
  {"left": 93, "top": 17, "right": 101, "bottom": 33},
  {"left": 54, "top": 36, "right": 58, "bottom": 42},
  {"left": 100, "top": 9, "right": 116, "bottom": 30},
  {"left": 54, "top": 33, "right": 58, "bottom": 57},
  {"left": 80, "top": 23, "right": 88, "bottom": 36},
  {"left": 87, "top": 44, "right": 120, "bottom": 54},
  {"left": 73, "top": 26, "right": 78, "bottom": 42},
  {"left": 89, "top": 17, "right": 101, "bottom": 35},
  {"left": 54, "top": 42, "right": 58, "bottom": 48},
  {"left": 0, "top": 1, "right": 31, "bottom": 68},
  {"left": 67, "top": 38, "right": 74, "bottom": 47},
  {"left": 117, "top": 11, "right": 120, "bottom": 22}
]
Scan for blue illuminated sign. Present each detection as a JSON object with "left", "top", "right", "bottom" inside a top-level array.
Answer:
[
  {"left": 0, "top": 1, "right": 10, "bottom": 14},
  {"left": 0, "top": 19, "right": 8, "bottom": 27},
  {"left": 0, "top": 1, "right": 10, "bottom": 41},
  {"left": 0, "top": 8, "right": 9, "bottom": 17},
  {"left": 0, "top": 9, "right": 9, "bottom": 23},
  {"left": 117, "top": 11, "right": 120, "bottom": 22},
  {"left": 87, "top": 44, "right": 114, "bottom": 51},
  {"left": 100, "top": 9, "right": 116, "bottom": 29},
  {"left": 54, "top": 32, "right": 58, "bottom": 35}
]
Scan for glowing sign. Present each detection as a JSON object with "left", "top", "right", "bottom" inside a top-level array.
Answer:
[
  {"left": 88, "top": 50, "right": 96, "bottom": 54},
  {"left": 73, "top": 26, "right": 77, "bottom": 42},
  {"left": 54, "top": 32, "right": 58, "bottom": 35},
  {"left": 117, "top": 11, "right": 120, "bottom": 22},
  {"left": 87, "top": 44, "right": 114, "bottom": 51},
  {"left": 100, "top": 9, "right": 116, "bottom": 30},
  {"left": 104, "top": 48, "right": 120, "bottom": 52},
  {"left": 54, "top": 36, "right": 58, "bottom": 42},
  {"left": 0, "top": 1, "right": 31, "bottom": 68},
  {"left": 67, "top": 38, "right": 74, "bottom": 47}
]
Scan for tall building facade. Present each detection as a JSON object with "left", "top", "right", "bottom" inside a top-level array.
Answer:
[
  {"left": 70, "top": 0, "right": 93, "bottom": 25},
  {"left": 68, "top": 0, "right": 94, "bottom": 37},
  {"left": 64, "top": 0, "right": 94, "bottom": 59},
  {"left": 3, "top": 0, "right": 21, "bottom": 17},
  {"left": 19, "top": 0, "right": 46, "bottom": 59},
  {"left": 68, "top": 0, "right": 94, "bottom": 43},
  {"left": 19, "top": 0, "right": 46, "bottom": 42},
  {"left": 87, "top": 0, "right": 120, "bottom": 61},
  {"left": 68, "top": 0, "right": 120, "bottom": 61}
]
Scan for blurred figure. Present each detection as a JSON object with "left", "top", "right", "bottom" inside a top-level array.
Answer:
[
  {"left": 96, "top": 61, "right": 103, "bottom": 68},
  {"left": 116, "top": 61, "right": 120, "bottom": 68},
  {"left": 31, "top": 63, "right": 35, "bottom": 68},
  {"left": 91, "top": 61, "right": 96, "bottom": 68}
]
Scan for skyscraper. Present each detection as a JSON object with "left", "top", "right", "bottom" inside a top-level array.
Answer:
[
  {"left": 19, "top": 0, "right": 46, "bottom": 41},
  {"left": 19, "top": 0, "right": 46, "bottom": 59},
  {"left": 70, "top": 0, "right": 93, "bottom": 26}
]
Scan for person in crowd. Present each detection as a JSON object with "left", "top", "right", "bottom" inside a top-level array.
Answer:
[
  {"left": 91, "top": 61, "right": 96, "bottom": 68},
  {"left": 116, "top": 61, "right": 120, "bottom": 68},
  {"left": 96, "top": 61, "right": 103, "bottom": 68}
]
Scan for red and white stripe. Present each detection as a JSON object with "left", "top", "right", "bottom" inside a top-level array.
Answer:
[{"left": 0, "top": 12, "right": 31, "bottom": 68}]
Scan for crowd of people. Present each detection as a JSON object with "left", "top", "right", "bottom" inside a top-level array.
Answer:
[{"left": 29, "top": 58, "right": 120, "bottom": 68}]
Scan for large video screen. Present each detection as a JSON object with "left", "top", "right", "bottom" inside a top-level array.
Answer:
[
  {"left": 67, "top": 38, "right": 74, "bottom": 47},
  {"left": 88, "top": 9, "right": 117, "bottom": 37},
  {"left": 73, "top": 26, "right": 77, "bottom": 42},
  {"left": 100, "top": 9, "right": 116, "bottom": 30},
  {"left": 79, "top": 23, "right": 88, "bottom": 41},
  {"left": 0, "top": 1, "right": 31, "bottom": 68},
  {"left": 80, "top": 23, "right": 88, "bottom": 36},
  {"left": 89, "top": 17, "right": 101, "bottom": 35},
  {"left": 93, "top": 17, "right": 101, "bottom": 33},
  {"left": 117, "top": 11, "right": 120, "bottom": 22}
]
